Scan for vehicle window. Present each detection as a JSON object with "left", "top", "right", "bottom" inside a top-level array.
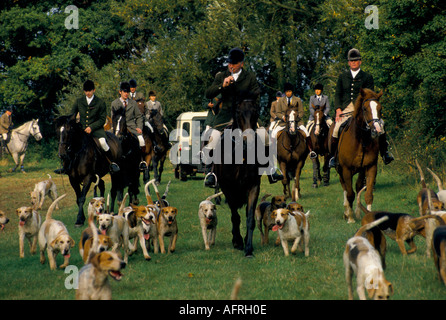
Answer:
[{"left": 182, "top": 122, "right": 190, "bottom": 137}]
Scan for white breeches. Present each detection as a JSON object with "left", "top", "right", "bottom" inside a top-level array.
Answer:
[{"left": 98, "top": 137, "right": 110, "bottom": 152}]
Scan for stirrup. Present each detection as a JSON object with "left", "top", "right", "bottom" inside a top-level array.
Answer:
[
  {"left": 204, "top": 172, "right": 217, "bottom": 188},
  {"left": 309, "top": 151, "right": 317, "bottom": 159},
  {"left": 109, "top": 162, "right": 120, "bottom": 173},
  {"left": 269, "top": 167, "right": 284, "bottom": 183},
  {"left": 328, "top": 157, "right": 336, "bottom": 168},
  {"left": 139, "top": 161, "right": 148, "bottom": 171},
  {"left": 382, "top": 152, "right": 394, "bottom": 165}
]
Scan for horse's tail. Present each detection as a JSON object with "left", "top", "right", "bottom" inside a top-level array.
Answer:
[
  {"left": 230, "top": 278, "right": 242, "bottom": 300},
  {"left": 260, "top": 193, "right": 272, "bottom": 202},
  {"left": 148, "top": 179, "right": 164, "bottom": 208},
  {"left": 45, "top": 194, "right": 66, "bottom": 221},
  {"left": 415, "top": 159, "right": 427, "bottom": 188},
  {"left": 118, "top": 193, "right": 129, "bottom": 217},
  {"left": 354, "top": 216, "right": 389, "bottom": 237},
  {"left": 356, "top": 186, "right": 372, "bottom": 216},
  {"left": 427, "top": 167, "right": 444, "bottom": 191},
  {"left": 206, "top": 192, "right": 223, "bottom": 202},
  {"left": 144, "top": 181, "right": 154, "bottom": 205},
  {"left": 47, "top": 174, "right": 52, "bottom": 180}
]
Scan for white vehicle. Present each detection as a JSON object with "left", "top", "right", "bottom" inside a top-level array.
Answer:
[{"left": 171, "top": 111, "right": 208, "bottom": 181}]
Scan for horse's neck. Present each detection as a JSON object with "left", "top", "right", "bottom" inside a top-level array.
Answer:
[{"left": 13, "top": 121, "right": 31, "bottom": 136}]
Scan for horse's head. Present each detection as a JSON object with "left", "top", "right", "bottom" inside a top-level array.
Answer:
[
  {"left": 55, "top": 114, "right": 78, "bottom": 160},
  {"left": 112, "top": 107, "right": 127, "bottom": 138},
  {"left": 312, "top": 104, "right": 326, "bottom": 136},
  {"left": 285, "top": 107, "right": 300, "bottom": 136},
  {"left": 30, "top": 119, "right": 43, "bottom": 141},
  {"left": 234, "top": 92, "right": 258, "bottom": 132},
  {"left": 356, "top": 88, "right": 385, "bottom": 139}
]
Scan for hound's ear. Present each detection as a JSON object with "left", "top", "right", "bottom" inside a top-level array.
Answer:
[
  {"left": 271, "top": 210, "right": 277, "bottom": 219},
  {"left": 173, "top": 207, "right": 178, "bottom": 215},
  {"left": 16, "top": 209, "right": 20, "bottom": 216},
  {"left": 90, "top": 253, "right": 100, "bottom": 269},
  {"left": 70, "top": 237, "right": 76, "bottom": 247}
]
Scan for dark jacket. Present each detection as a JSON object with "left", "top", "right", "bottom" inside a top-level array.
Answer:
[
  {"left": 71, "top": 95, "right": 107, "bottom": 139},
  {"left": 205, "top": 69, "right": 260, "bottom": 131},
  {"left": 334, "top": 70, "right": 374, "bottom": 110}
]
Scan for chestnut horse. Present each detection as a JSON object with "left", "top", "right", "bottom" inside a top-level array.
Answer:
[
  {"left": 276, "top": 107, "right": 309, "bottom": 201},
  {"left": 309, "top": 104, "right": 331, "bottom": 188},
  {"left": 333, "top": 88, "right": 384, "bottom": 223}
]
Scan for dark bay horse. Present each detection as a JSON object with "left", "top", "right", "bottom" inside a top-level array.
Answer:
[
  {"left": 137, "top": 100, "right": 169, "bottom": 185},
  {"left": 333, "top": 88, "right": 384, "bottom": 223},
  {"left": 276, "top": 107, "right": 309, "bottom": 201},
  {"left": 147, "top": 110, "right": 170, "bottom": 185},
  {"left": 309, "top": 104, "right": 331, "bottom": 187},
  {"left": 213, "top": 94, "right": 262, "bottom": 257},
  {"left": 56, "top": 115, "right": 122, "bottom": 226},
  {"left": 112, "top": 107, "right": 141, "bottom": 209}
]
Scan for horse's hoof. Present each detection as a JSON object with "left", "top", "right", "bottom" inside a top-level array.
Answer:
[
  {"left": 74, "top": 223, "right": 84, "bottom": 228},
  {"left": 312, "top": 183, "right": 318, "bottom": 188},
  {"left": 347, "top": 218, "right": 356, "bottom": 224},
  {"left": 245, "top": 253, "right": 254, "bottom": 258}
]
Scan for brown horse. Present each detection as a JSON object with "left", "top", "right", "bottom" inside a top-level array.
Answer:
[
  {"left": 333, "top": 88, "right": 384, "bottom": 223},
  {"left": 276, "top": 107, "right": 309, "bottom": 201},
  {"left": 309, "top": 104, "right": 331, "bottom": 188}
]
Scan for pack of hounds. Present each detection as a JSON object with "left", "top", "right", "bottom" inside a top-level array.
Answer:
[{"left": 0, "top": 160, "right": 445, "bottom": 300}]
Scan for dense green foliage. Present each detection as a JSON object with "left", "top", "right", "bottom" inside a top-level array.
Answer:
[{"left": 1, "top": 0, "right": 445, "bottom": 167}]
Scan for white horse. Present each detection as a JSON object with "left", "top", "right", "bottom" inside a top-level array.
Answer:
[{"left": 4, "top": 119, "right": 42, "bottom": 173}]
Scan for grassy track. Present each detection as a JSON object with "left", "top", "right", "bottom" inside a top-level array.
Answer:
[{"left": 0, "top": 155, "right": 444, "bottom": 300}]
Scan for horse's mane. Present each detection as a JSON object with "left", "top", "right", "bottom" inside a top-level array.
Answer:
[
  {"left": 353, "top": 88, "right": 378, "bottom": 118},
  {"left": 13, "top": 119, "right": 34, "bottom": 132}
]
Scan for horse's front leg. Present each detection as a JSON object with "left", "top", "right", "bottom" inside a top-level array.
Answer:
[
  {"left": 244, "top": 184, "right": 260, "bottom": 257},
  {"left": 9, "top": 152, "right": 20, "bottom": 172},
  {"left": 312, "top": 157, "right": 320, "bottom": 188},
  {"left": 340, "top": 170, "right": 355, "bottom": 223},
  {"left": 230, "top": 205, "right": 243, "bottom": 251},
  {"left": 152, "top": 156, "right": 160, "bottom": 185},
  {"left": 322, "top": 152, "right": 330, "bottom": 186},
  {"left": 293, "top": 160, "right": 305, "bottom": 201},
  {"left": 69, "top": 176, "right": 85, "bottom": 226},
  {"left": 279, "top": 162, "right": 291, "bottom": 199}
]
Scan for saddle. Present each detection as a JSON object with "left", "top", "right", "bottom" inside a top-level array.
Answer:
[{"left": 339, "top": 117, "right": 353, "bottom": 135}]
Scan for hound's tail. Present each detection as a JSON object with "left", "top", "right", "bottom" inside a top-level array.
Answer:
[
  {"left": 162, "top": 180, "right": 171, "bottom": 200},
  {"left": 230, "top": 278, "right": 242, "bottom": 300},
  {"left": 415, "top": 159, "right": 427, "bottom": 188},
  {"left": 87, "top": 214, "right": 99, "bottom": 263},
  {"left": 354, "top": 216, "right": 389, "bottom": 237},
  {"left": 45, "top": 194, "right": 67, "bottom": 221},
  {"left": 409, "top": 214, "right": 445, "bottom": 231},
  {"left": 427, "top": 167, "right": 444, "bottom": 191},
  {"left": 118, "top": 193, "right": 129, "bottom": 217},
  {"left": 144, "top": 181, "right": 154, "bottom": 205},
  {"left": 206, "top": 192, "right": 223, "bottom": 202},
  {"left": 260, "top": 193, "right": 272, "bottom": 202},
  {"left": 356, "top": 186, "right": 372, "bottom": 216},
  {"left": 148, "top": 179, "right": 165, "bottom": 207},
  {"left": 93, "top": 174, "right": 100, "bottom": 189}
]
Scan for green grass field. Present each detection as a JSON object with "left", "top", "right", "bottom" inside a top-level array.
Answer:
[{"left": 0, "top": 154, "right": 444, "bottom": 300}]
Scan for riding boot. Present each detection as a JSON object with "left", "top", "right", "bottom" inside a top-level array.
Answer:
[
  {"left": 139, "top": 147, "right": 148, "bottom": 171},
  {"left": 267, "top": 167, "right": 284, "bottom": 184},
  {"left": 379, "top": 134, "right": 394, "bottom": 165},
  {"left": 105, "top": 150, "right": 120, "bottom": 173},
  {"left": 328, "top": 137, "right": 338, "bottom": 168},
  {"left": 204, "top": 164, "right": 217, "bottom": 188},
  {"left": 0, "top": 139, "right": 5, "bottom": 157},
  {"left": 306, "top": 137, "right": 317, "bottom": 159}
]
